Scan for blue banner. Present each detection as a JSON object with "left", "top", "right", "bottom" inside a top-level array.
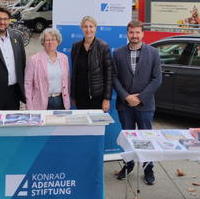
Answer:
[
  {"left": 0, "top": 135, "right": 104, "bottom": 199},
  {"left": 57, "top": 25, "right": 127, "bottom": 56}
]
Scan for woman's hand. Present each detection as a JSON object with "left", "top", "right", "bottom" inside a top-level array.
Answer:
[{"left": 102, "top": 99, "right": 110, "bottom": 112}]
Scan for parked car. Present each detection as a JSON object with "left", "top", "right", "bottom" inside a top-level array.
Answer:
[
  {"left": 21, "top": 0, "right": 52, "bottom": 33},
  {"left": 8, "top": 0, "right": 40, "bottom": 15},
  {"left": 151, "top": 34, "right": 200, "bottom": 117}
]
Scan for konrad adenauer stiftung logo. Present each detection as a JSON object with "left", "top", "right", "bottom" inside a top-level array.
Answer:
[
  {"left": 5, "top": 173, "right": 76, "bottom": 197},
  {"left": 100, "top": 2, "right": 125, "bottom": 12}
]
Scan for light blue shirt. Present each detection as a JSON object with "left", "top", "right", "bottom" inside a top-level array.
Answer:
[{"left": 0, "top": 31, "right": 16, "bottom": 85}]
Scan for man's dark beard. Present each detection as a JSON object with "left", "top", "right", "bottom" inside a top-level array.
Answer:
[
  {"left": 0, "top": 28, "right": 7, "bottom": 34},
  {"left": 130, "top": 39, "right": 140, "bottom": 45}
]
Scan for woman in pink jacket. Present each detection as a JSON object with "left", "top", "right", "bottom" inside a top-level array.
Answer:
[{"left": 25, "top": 28, "right": 70, "bottom": 110}]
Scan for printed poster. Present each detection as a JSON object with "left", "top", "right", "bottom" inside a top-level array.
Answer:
[{"left": 151, "top": 1, "right": 200, "bottom": 29}]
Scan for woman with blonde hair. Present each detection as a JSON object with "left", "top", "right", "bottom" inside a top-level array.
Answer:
[{"left": 71, "top": 16, "right": 113, "bottom": 111}]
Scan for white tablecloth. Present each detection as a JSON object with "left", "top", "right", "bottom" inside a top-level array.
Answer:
[{"left": 117, "top": 130, "right": 200, "bottom": 163}]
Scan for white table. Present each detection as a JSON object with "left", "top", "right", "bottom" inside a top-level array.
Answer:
[{"left": 117, "top": 129, "right": 200, "bottom": 199}]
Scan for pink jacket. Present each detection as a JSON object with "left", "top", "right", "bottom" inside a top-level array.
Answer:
[{"left": 25, "top": 51, "right": 70, "bottom": 110}]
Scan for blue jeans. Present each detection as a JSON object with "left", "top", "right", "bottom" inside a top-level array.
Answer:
[
  {"left": 118, "top": 108, "right": 154, "bottom": 130},
  {"left": 118, "top": 107, "right": 154, "bottom": 170},
  {"left": 47, "top": 95, "right": 65, "bottom": 110}
]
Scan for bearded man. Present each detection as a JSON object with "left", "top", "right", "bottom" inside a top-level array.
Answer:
[
  {"left": 113, "top": 20, "right": 162, "bottom": 185},
  {"left": 0, "top": 7, "right": 26, "bottom": 110}
]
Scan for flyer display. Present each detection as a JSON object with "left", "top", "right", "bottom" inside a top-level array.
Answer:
[{"left": 117, "top": 129, "right": 200, "bottom": 163}]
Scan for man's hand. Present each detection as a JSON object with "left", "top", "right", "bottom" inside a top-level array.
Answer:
[{"left": 125, "top": 94, "right": 141, "bottom": 107}]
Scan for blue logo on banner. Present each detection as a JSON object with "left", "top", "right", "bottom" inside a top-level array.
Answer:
[
  {"left": 101, "top": 3, "right": 109, "bottom": 11},
  {"left": 5, "top": 174, "right": 28, "bottom": 197}
]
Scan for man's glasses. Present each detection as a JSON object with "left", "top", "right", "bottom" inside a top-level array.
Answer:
[{"left": 0, "top": 18, "right": 10, "bottom": 22}]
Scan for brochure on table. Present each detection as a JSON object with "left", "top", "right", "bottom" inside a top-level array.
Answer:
[
  {"left": 0, "top": 110, "right": 114, "bottom": 127},
  {"left": 117, "top": 129, "right": 200, "bottom": 163}
]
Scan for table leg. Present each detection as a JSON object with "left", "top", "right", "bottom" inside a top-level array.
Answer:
[
  {"left": 125, "top": 162, "right": 128, "bottom": 199},
  {"left": 136, "top": 162, "right": 140, "bottom": 199}
]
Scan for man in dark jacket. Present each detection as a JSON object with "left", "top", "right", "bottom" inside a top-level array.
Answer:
[
  {"left": 0, "top": 7, "right": 26, "bottom": 110},
  {"left": 113, "top": 20, "right": 162, "bottom": 185}
]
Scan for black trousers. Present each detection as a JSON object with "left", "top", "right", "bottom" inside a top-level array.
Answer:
[
  {"left": 76, "top": 96, "right": 102, "bottom": 109},
  {"left": 0, "top": 84, "right": 21, "bottom": 110}
]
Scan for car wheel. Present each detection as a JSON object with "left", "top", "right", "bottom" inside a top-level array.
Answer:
[{"left": 34, "top": 20, "right": 46, "bottom": 33}]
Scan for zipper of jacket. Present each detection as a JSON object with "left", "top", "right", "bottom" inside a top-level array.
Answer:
[
  {"left": 88, "top": 74, "right": 92, "bottom": 99},
  {"left": 88, "top": 52, "right": 92, "bottom": 100},
  {"left": 89, "top": 89, "right": 92, "bottom": 99}
]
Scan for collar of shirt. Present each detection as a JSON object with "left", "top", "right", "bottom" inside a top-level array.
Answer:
[
  {"left": 45, "top": 51, "right": 59, "bottom": 64},
  {"left": 82, "top": 37, "right": 96, "bottom": 51},
  {"left": 47, "top": 57, "right": 59, "bottom": 65},
  {"left": 0, "top": 30, "right": 9, "bottom": 42},
  {"left": 128, "top": 42, "right": 143, "bottom": 51}
]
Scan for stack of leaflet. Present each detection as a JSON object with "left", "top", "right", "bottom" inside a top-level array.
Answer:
[
  {"left": 189, "top": 128, "right": 200, "bottom": 140},
  {"left": 179, "top": 139, "right": 200, "bottom": 151},
  {"left": 1, "top": 113, "right": 42, "bottom": 126}
]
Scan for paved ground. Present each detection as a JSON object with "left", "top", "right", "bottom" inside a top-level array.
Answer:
[
  {"left": 25, "top": 33, "right": 42, "bottom": 58},
  {"left": 105, "top": 159, "right": 200, "bottom": 199}
]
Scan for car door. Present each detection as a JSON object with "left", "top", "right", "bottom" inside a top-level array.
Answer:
[
  {"left": 173, "top": 42, "right": 200, "bottom": 115},
  {"left": 153, "top": 42, "right": 188, "bottom": 111}
]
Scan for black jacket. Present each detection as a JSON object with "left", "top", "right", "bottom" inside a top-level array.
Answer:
[
  {"left": 0, "top": 29, "right": 26, "bottom": 103},
  {"left": 71, "top": 37, "right": 113, "bottom": 100}
]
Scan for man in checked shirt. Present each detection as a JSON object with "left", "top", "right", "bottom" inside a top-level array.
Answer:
[{"left": 113, "top": 21, "right": 162, "bottom": 185}]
